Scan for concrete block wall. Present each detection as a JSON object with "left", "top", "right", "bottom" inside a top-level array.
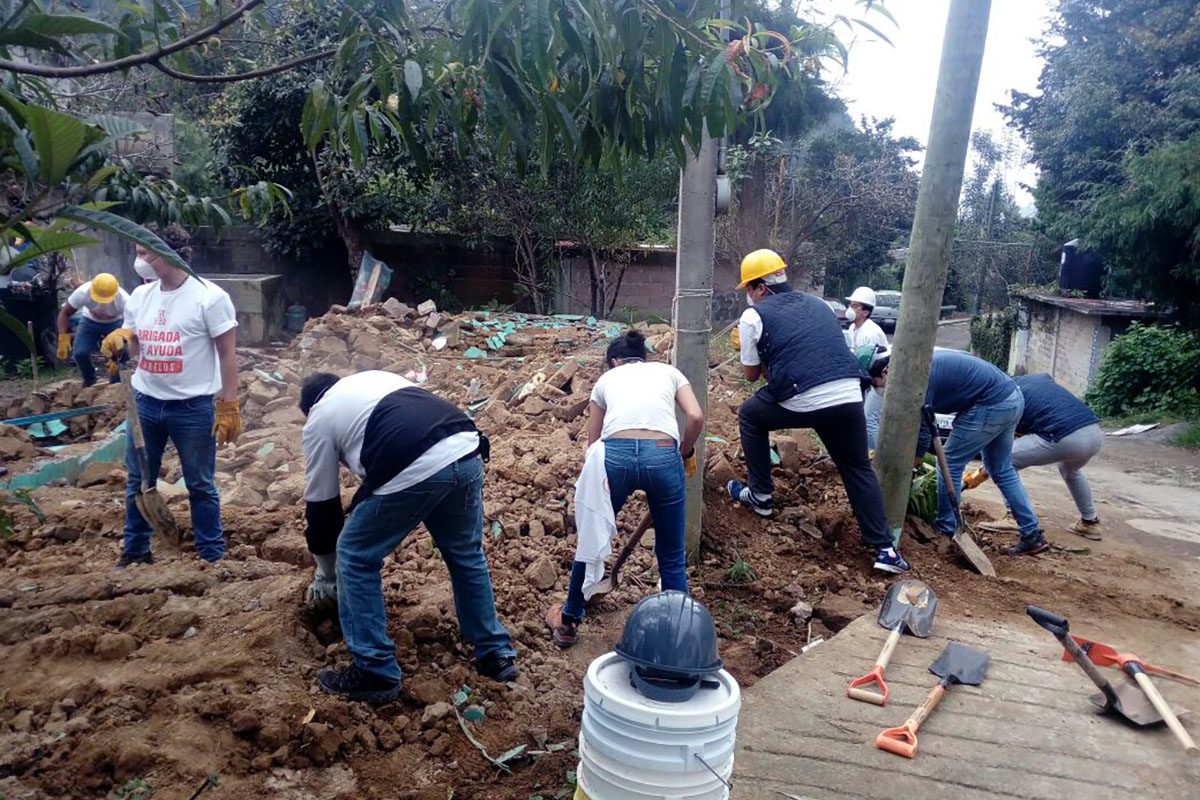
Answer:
[{"left": 1052, "top": 310, "right": 1100, "bottom": 396}]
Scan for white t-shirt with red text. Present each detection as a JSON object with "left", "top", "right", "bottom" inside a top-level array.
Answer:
[
  {"left": 67, "top": 281, "right": 129, "bottom": 323},
  {"left": 123, "top": 277, "right": 237, "bottom": 400}
]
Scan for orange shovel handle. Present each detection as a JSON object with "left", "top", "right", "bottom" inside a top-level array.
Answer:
[
  {"left": 847, "top": 627, "right": 902, "bottom": 705},
  {"left": 876, "top": 683, "right": 946, "bottom": 759}
]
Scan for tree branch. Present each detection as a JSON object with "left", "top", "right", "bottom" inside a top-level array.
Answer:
[
  {"left": 0, "top": 0, "right": 266, "bottom": 78},
  {"left": 150, "top": 48, "right": 336, "bottom": 83}
]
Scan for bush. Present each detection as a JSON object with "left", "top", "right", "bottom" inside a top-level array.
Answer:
[
  {"left": 1085, "top": 323, "right": 1200, "bottom": 418},
  {"left": 969, "top": 308, "right": 1016, "bottom": 369}
]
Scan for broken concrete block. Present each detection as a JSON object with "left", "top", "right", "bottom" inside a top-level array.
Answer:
[
  {"left": 547, "top": 360, "right": 578, "bottom": 391},
  {"left": 524, "top": 556, "right": 558, "bottom": 590},
  {"left": 76, "top": 460, "right": 122, "bottom": 488},
  {"left": 553, "top": 397, "right": 590, "bottom": 422},
  {"left": 423, "top": 313, "right": 444, "bottom": 334},
  {"left": 382, "top": 298, "right": 414, "bottom": 320},
  {"left": 416, "top": 300, "right": 437, "bottom": 316}
]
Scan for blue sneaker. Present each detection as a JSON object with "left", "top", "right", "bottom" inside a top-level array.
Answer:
[
  {"left": 873, "top": 547, "right": 911, "bottom": 574},
  {"left": 727, "top": 480, "right": 774, "bottom": 517}
]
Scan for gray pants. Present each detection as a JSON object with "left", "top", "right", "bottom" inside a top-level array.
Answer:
[{"left": 1010, "top": 423, "right": 1102, "bottom": 520}]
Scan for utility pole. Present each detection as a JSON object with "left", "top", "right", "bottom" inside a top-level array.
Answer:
[
  {"left": 875, "top": 0, "right": 992, "bottom": 532},
  {"left": 673, "top": 130, "right": 717, "bottom": 564}
]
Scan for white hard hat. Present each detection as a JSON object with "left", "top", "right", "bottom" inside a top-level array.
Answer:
[{"left": 847, "top": 286, "right": 876, "bottom": 308}]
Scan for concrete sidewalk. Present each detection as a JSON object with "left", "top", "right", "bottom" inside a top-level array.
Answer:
[{"left": 734, "top": 615, "right": 1200, "bottom": 799}]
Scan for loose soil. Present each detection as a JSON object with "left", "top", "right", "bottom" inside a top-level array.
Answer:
[{"left": 2, "top": 302, "right": 1198, "bottom": 800}]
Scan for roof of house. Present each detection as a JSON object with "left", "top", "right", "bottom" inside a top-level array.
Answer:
[{"left": 1023, "top": 294, "right": 1162, "bottom": 317}]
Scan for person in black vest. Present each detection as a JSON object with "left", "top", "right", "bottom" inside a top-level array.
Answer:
[
  {"left": 300, "top": 371, "right": 517, "bottom": 703},
  {"left": 725, "top": 250, "right": 910, "bottom": 574}
]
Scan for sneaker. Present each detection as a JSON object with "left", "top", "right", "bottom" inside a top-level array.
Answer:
[
  {"left": 978, "top": 514, "right": 1020, "bottom": 532},
  {"left": 873, "top": 547, "right": 911, "bottom": 574},
  {"left": 116, "top": 550, "right": 154, "bottom": 569},
  {"left": 544, "top": 603, "right": 578, "bottom": 649},
  {"left": 476, "top": 651, "right": 519, "bottom": 682},
  {"left": 1005, "top": 534, "right": 1050, "bottom": 557},
  {"left": 1069, "top": 518, "right": 1102, "bottom": 541},
  {"left": 317, "top": 664, "right": 402, "bottom": 704},
  {"left": 727, "top": 480, "right": 774, "bottom": 517}
]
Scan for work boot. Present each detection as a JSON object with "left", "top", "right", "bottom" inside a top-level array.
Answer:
[
  {"left": 1005, "top": 533, "right": 1050, "bottom": 557},
  {"left": 873, "top": 547, "right": 911, "bottom": 574},
  {"left": 476, "top": 651, "right": 520, "bottom": 682},
  {"left": 978, "top": 513, "right": 1019, "bottom": 532},
  {"left": 317, "top": 664, "right": 402, "bottom": 704},
  {"left": 726, "top": 480, "right": 773, "bottom": 517},
  {"left": 1069, "top": 517, "right": 1102, "bottom": 541},
  {"left": 545, "top": 603, "right": 579, "bottom": 649},
  {"left": 115, "top": 550, "right": 154, "bottom": 569}
]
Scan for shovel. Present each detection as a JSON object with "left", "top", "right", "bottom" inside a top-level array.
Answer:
[
  {"left": 586, "top": 512, "right": 652, "bottom": 598},
  {"left": 922, "top": 406, "right": 996, "bottom": 578},
  {"left": 847, "top": 579, "right": 938, "bottom": 705},
  {"left": 876, "top": 642, "right": 989, "bottom": 759},
  {"left": 1027, "top": 606, "right": 1176, "bottom": 727},
  {"left": 1066, "top": 635, "right": 1200, "bottom": 688},
  {"left": 121, "top": 366, "right": 180, "bottom": 543}
]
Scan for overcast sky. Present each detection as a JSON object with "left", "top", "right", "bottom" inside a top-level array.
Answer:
[{"left": 824, "top": 0, "right": 1055, "bottom": 206}]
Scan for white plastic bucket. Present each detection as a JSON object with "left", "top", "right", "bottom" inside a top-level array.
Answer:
[{"left": 578, "top": 651, "right": 740, "bottom": 800}]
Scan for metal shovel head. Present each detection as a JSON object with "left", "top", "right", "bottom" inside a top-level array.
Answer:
[
  {"left": 929, "top": 642, "right": 989, "bottom": 686},
  {"left": 1090, "top": 674, "right": 1176, "bottom": 726},
  {"left": 135, "top": 488, "right": 180, "bottom": 542},
  {"left": 877, "top": 579, "right": 938, "bottom": 638}
]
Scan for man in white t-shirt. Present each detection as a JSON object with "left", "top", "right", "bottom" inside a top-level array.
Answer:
[
  {"left": 56, "top": 272, "right": 129, "bottom": 386},
  {"left": 844, "top": 286, "right": 888, "bottom": 352},
  {"left": 100, "top": 229, "right": 242, "bottom": 568}
]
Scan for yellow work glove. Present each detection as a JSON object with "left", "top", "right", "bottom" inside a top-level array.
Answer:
[
  {"left": 56, "top": 332, "right": 72, "bottom": 361},
  {"left": 730, "top": 327, "right": 740, "bottom": 350},
  {"left": 100, "top": 328, "right": 134, "bottom": 361},
  {"left": 683, "top": 450, "right": 697, "bottom": 479},
  {"left": 962, "top": 467, "right": 989, "bottom": 490},
  {"left": 213, "top": 399, "right": 242, "bottom": 445}
]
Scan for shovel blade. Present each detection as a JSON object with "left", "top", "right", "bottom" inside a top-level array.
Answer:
[
  {"left": 135, "top": 489, "right": 179, "bottom": 542},
  {"left": 877, "top": 579, "right": 938, "bottom": 638},
  {"left": 1090, "top": 675, "right": 1185, "bottom": 726},
  {"left": 952, "top": 531, "right": 996, "bottom": 577},
  {"left": 929, "top": 642, "right": 989, "bottom": 686}
]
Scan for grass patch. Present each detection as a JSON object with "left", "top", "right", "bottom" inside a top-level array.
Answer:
[
  {"left": 1172, "top": 422, "right": 1200, "bottom": 449},
  {"left": 727, "top": 556, "right": 758, "bottom": 584}
]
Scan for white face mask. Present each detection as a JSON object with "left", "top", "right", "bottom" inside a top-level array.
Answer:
[
  {"left": 845, "top": 306, "right": 858, "bottom": 324},
  {"left": 133, "top": 256, "right": 157, "bottom": 280},
  {"left": 746, "top": 291, "right": 756, "bottom": 307}
]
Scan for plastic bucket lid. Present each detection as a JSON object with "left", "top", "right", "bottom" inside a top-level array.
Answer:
[{"left": 585, "top": 652, "right": 741, "bottom": 730}]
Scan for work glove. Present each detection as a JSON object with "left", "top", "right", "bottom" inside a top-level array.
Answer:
[
  {"left": 306, "top": 552, "right": 338, "bottom": 609},
  {"left": 212, "top": 399, "right": 242, "bottom": 445},
  {"left": 56, "top": 333, "right": 72, "bottom": 361},
  {"left": 100, "top": 328, "right": 134, "bottom": 361},
  {"left": 730, "top": 327, "right": 740, "bottom": 350},
  {"left": 682, "top": 449, "right": 697, "bottom": 479},
  {"left": 962, "top": 467, "right": 989, "bottom": 491}
]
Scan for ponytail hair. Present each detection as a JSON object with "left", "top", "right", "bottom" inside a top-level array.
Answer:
[{"left": 605, "top": 329, "right": 647, "bottom": 367}]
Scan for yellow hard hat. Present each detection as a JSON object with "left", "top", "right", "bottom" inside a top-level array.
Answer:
[
  {"left": 90, "top": 273, "right": 120, "bottom": 304},
  {"left": 737, "top": 249, "right": 786, "bottom": 288}
]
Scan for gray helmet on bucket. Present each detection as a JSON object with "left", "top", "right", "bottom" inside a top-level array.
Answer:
[{"left": 615, "top": 591, "right": 722, "bottom": 702}]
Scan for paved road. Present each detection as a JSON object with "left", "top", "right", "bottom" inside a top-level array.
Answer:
[{"left": 883, "top": 318, "right": 972, "bottom": 351}]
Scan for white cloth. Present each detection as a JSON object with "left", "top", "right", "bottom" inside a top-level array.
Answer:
[
  {"left": 845, "top": 318, "right": 888, "bottom": 351},
  {"left": 68, "top": 281, "right": 129, "bottom": 323},
  {"left": 573, "top": 441, "right": 616, "bottom": 600},
  {"left": 590, "top": 361, "right": 689, "bottom": 441},
  {"left": 123, "top": 277, "right": 237, "bottom": 400},
  {"left": 302, "top": 371, "right": 480, "bottom": 502},
  {"left": 738, "top": 308, "right": 863, "bottom": 413}
]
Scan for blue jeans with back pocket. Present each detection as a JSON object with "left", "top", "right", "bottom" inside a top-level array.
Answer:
[{"left": 563, "top": 438, "right": 689, "bottom": 621}]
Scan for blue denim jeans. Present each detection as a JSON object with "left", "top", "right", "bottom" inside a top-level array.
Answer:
[
  {"left": 124, "top": 393, "right": 224, "bottom": 560},
  {"left": 563, "top": 438, "right": 689, "bottom": 621},
  {"left": 938, "top": 388, "right": 1040, "bottom": 541},
  {"left": 336, "top": 456, "right": 515, "bottom": 683},
  {"left": 73, "top": 317, "right": 121, "bottom": 386}
]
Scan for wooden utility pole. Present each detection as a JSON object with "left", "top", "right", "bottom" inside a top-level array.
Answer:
[
  {"left": 672, "top": 130, "right": 717, "bottom": 563},
  {"left": 875, "top": 0, "right": 992, "bottom": 532}
]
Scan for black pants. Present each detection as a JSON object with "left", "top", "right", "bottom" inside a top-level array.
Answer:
[{"left": 738, "top": 395, "right": 891, "bottom": 549}]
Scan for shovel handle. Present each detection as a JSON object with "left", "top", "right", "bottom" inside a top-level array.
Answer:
[
  {"left": 908, "top": 682, "right": 947, "bottom": 732},
  {"left": 923, "top": 406, "right": 960, "bottom": 514},
  {"left": 1127, "top": 665, "right": 1198, "bottom": 755},
  {"left": 609, "top": 512, "right": 653, "bottom": 585},
  {"left": 876, "top": 626, "right": 902, "bottom": 671},
  {"left": 847, "top": 627, "right": 902, "bottom": 705},
  {"left": 875, "top": 683, "right": 945, "bottom": 759},
  {"left": 1027, "top": 606, "right": 1118, "bottom": 699}
]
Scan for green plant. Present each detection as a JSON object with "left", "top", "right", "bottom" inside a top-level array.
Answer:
[
  {"left": 1086, "top": 323, "right": 1200, "bottom": 418},
  {"left": 907, "top": 456, "right": 938, "bottom": 523},
  {"left": 727, "top": 557, "right": 758, "bottom": 584},
  {"left": 1, "top": 489, "right": 45, "bottom": 540},
  {"left": 113, "top": 777, "right": 152, "bottom": 800},
  {"left": 969, "top": 308, "right": 1017, "bottom": 369},
  {"left": 1172, "top": 422, "right": 1200, "bottom": 450}
]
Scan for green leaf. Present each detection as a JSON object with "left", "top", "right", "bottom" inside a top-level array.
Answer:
[
  {"left": 852, "top": 18, "right": 894, "bottom": 46},
  {"left": 547, "top": 97, "right": 580, "bottom": 149},
  {"left": 58, "top": 205, "right": 196, "bottom": 278},
  {"left": 0, "top": 30, "right": 69, "bottom": 55},
  {"left": 20, "top": 104, "right": 101, "bottom": 185},
  {"left": 84, "top": 114, "right": 147, "bottom": 141},
  {"left": 404, "top": 59, "right": 423, "bottom": 100},
  {"left": 0, "top": 106, "right": 38, "bottom": 180},
  {"left": 21, "top": 13, "right": 122, "bottom": 37},
  {"left": 495, "top": 744, "right": 527, "bottom": 765},
  {"left": 0, "top": 308, "right": 35, "bottom": 353},
  {"left": 526, "top": 0, "right": 552, "bottom": 81},
  {"left": 4, "top": 229, "right": 100, "bottom": 269}
]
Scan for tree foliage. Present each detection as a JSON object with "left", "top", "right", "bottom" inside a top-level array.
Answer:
[
  {"left": 1004, "top": 0, "right": 1200, "bottom": 322},
  {"left": 1085, "top": 323, "right": 1200, "bottom": 418}
]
